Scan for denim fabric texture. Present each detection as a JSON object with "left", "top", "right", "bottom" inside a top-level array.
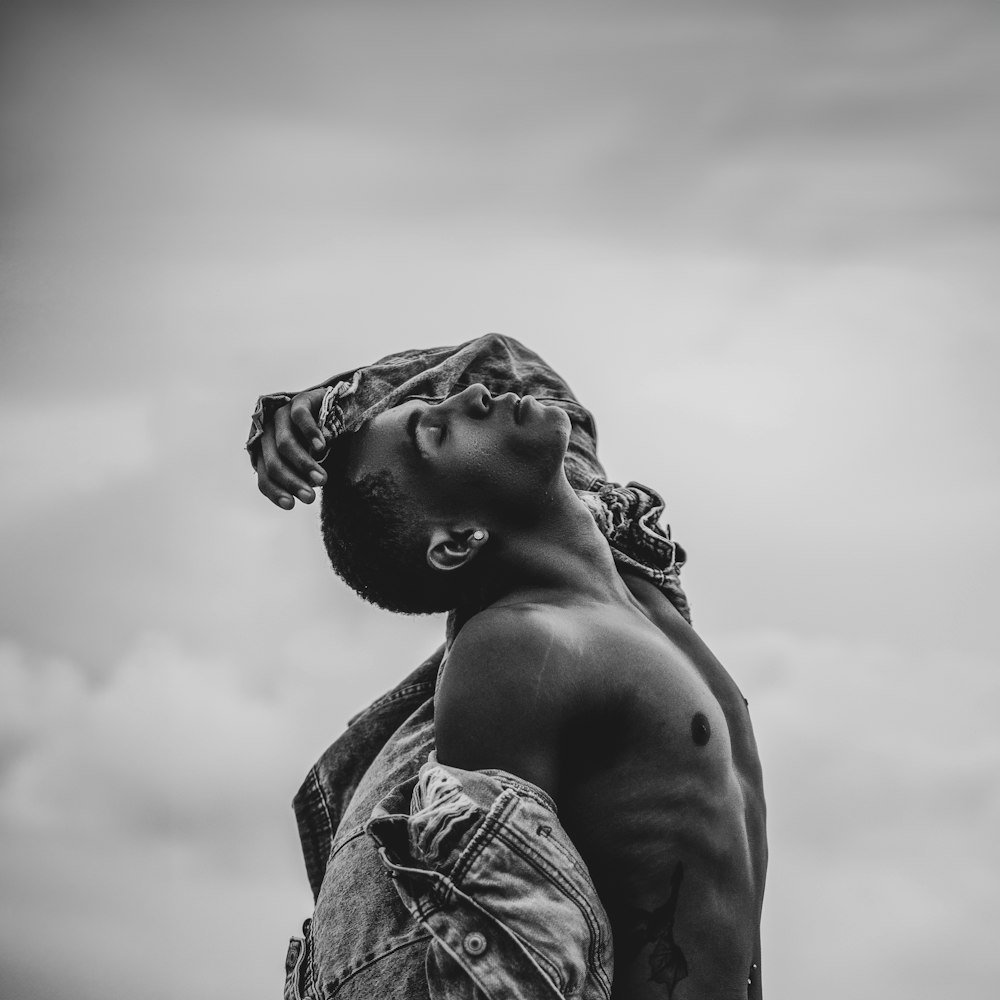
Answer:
[
  {"left": 283, "top": 920, "right": 315, "bottom": 1000},
  {"left": 365, "top": 756, "right": 614, "bottom": 1000},
  {"left": 305, "top": 679, "right": 436, "bottom": 999},
  {"left": 266, "top": 336, "right": 694, "bottom": 997},
  {"left": 579, "top": 480, "right": 689, "bottom": 623},
  {"left": 293, "top": 653, "right": 443, "bottom": 903}
]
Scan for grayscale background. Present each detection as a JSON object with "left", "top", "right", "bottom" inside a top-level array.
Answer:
[{"left": 1, "top": 2, "right": 997, "bottom": 998}]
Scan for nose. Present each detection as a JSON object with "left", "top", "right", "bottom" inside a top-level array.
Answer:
[{"left": 443, "top": 383, "right": 492, "bottom": 416}]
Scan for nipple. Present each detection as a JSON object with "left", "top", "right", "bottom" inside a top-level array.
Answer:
[{"left": 691, "top": 712, "right": 711, "bottom": 747}]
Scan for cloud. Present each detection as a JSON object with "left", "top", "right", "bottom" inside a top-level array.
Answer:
[
  {"left": 0, "top": 396, "right": 153, "bottom": 525},
  {"left": 715, "top": 629, "right": 1000, "bottom": 999},
  {"left": 0, "top": 614, "right": 444, "bottom": 845},
  {"left": 0, "top": 642, "right": 87, "bottom": 761},
  {"left": 4, "top": 0, "right": 998, "bottom": 259},
  {"left": 0, "top": 625, "right": 438, "bottom": 1000}
]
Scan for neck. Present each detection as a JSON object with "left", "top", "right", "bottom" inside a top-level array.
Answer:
[{"left": 459, "top": 475, "right": 632, "bottom": 617}]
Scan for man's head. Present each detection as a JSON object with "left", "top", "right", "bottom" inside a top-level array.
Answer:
[{"left": 319, "top": 384, "right": 571, "bottom": 613}]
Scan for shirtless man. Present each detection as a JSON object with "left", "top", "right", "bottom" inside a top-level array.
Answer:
[{"left": 254, "top": 358, "right": 766, "bottom": 998}]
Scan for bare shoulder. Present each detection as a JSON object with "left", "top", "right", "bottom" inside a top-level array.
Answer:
[
  {"left": 438, "top": 603, "right": 579, "bottom": 718},
  {"left": 434, "top": 603, "right": 583, "bottom": 792},
  {"left": 450, "top": 601, "right": 574, "bottom": 662}
]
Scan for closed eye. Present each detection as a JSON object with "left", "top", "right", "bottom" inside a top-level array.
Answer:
[
  {"left": 421, "top": 402, "right": 447, "bottom": 445},
  {"left": 405, "top": 408, "right": 427, "bottom": 461}
]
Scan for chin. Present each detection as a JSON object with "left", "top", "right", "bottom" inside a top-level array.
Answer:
[
  {"left": 509, "top": 405, "right": 571, "bottom": 475},
  {"left": 539, "top": 403, "right": 572, "bottom": 440}
]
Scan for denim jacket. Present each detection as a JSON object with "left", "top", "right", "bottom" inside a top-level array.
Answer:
[
  {"left": 367, "top": 756, "right": 614, "bottom": 1000},
  {"left": 285, "top": 661, "right": 439, "bottom": 999},
  {"left": 285, "top": 708, "right": 617, "bottom": 1000},
  {"left": 264, "top": 336, "right": 692, "bottom": 998}
]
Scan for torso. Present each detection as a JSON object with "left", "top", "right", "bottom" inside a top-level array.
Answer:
[
  {"left": 561, "top": 575, "right": 766, "bottom": 999},
  {"left": 436, "top": 576, "right": 767, "bottom": 1000}
]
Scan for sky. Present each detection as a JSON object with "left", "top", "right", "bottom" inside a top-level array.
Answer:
[{"left": 1, "top": 1, "right": 998, "bottom": 998}]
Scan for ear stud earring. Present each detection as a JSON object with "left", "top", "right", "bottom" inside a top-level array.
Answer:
[{"left": 472, "top": 530, "right": 485, "bottom": 541}]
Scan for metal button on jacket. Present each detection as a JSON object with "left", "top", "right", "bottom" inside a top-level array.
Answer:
[{"left": 463, "top": 932, "right": 487, "bottom": 956}]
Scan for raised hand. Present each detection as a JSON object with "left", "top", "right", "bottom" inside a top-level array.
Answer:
[{"left": 254, "top": 386, "right": 330, "bottom": 509}]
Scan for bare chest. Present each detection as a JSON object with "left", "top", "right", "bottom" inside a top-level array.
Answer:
[{"left": 556, "top": 620, "right": 765, "bottom": 904}]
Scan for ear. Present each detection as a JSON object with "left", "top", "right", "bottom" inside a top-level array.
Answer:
[{"left": 426, "top": 527, "right": 489, "bottom": 573}]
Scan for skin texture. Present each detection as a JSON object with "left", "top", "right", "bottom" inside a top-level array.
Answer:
[
  {"left": 255, "top": 386, "right": 767, "bottom": 1000},
  {"left": 349, "top": 386, "right": 572, "bottom": 533}
]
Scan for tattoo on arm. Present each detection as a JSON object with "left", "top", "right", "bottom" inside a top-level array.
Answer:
[{"left": 625, "top": 862, "right": 689, "bottom": 997}]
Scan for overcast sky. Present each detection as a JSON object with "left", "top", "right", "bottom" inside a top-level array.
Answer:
[{"left": 1, "top": 2, "right": 998, "bottom": 998}]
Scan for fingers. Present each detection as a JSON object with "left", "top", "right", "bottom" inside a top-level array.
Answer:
[
  {"left": 274, "top": 406, "right": 326, "bottom": 486},
  {"left": 256, "top": 431, "right": 301, "bottom": 508},
  {"left": 254, "top": 389, "right": 332, "bottom": 510},
  {"left": 256, "top": 408, "right": 327, "bottom": 509},
  {"left": 290, "top": 388, "right": 328, "bottom": 456}
]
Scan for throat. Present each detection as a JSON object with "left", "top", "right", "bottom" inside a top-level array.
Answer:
[{"left": 481, "top": 498, "right": 627, "bottom": 610}]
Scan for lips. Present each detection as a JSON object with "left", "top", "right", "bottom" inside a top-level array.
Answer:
[{"left": 508, "top": 393, "right": 535, "bottom": 423}]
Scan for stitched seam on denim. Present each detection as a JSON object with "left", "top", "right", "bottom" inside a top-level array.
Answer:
[
  {"left": 490, "top": 824, "right": 612, "bottom": 997},
  {"left": 512, "top": 935, "right": 567, "bottom": 995},
  {"left": 435, "top": 794, "right": 574, "bottom": 992},
  {"left": 322, "top": 931, "right": 432, "bottom": 996},
  {"left": 420, "top": 928, "right": 517, "bottom": 1000},
  {"left": 296, "top": 768, "right": 335, "bottom": 899},
  {"left": 328, "top": 826, "right": 367, "bottom": 861},
  {"left": 310, "top": 768, "right": 335, "bottom": 862},
  {"left": 347, "top": 681, "right": 435, "bottom": 726},
  {"left": 530, "top": 829, "right": 613, "bottom": 995},
  {"left": 413, "top": 880, "right": 564, "bottom": 997},
  {"left": 410, "top": 888, "right": 447, "bottom": 923},
  {"left": 498, "top": 831, "right": 610, "bottom": 987},
  {"left": 536, "top": 825, "right": 592, "bottom": 884},
  {"left": 486, "top": 772, "right": 558, "bottom": 814},
  {"left": 305, "top": 920, "right": 319, "bottom": 1000},
  {"left": 447, "top": 789, "right": 519, "bottom": 885}
]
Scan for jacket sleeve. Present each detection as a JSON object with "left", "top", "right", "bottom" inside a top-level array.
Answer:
[
  {"left": 367, "top": 759, "right": 615, "bottom": 1000},
  {"left": 245, "top": 333, "right": 605, "bottom": 491}
]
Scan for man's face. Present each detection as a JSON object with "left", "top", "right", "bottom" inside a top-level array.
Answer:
[{"left": 348, "top": 383, "right": 571, "bottom": 527}]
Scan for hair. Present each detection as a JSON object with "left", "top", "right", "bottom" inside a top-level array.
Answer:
[{"left": 318, "top": 435, "right": 470, "bottom": 614}]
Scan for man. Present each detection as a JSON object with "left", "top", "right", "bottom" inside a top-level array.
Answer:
[{"left": 250, "top": 336, "right": 766, "bottom": 999}]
